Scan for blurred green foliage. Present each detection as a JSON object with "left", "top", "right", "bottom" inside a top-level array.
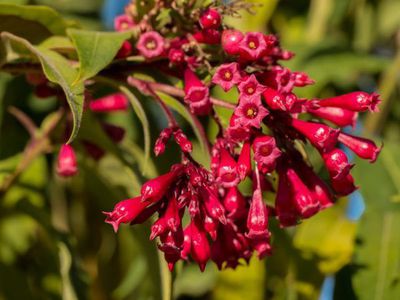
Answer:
[{"left": 0, "top": 0, "right": 399, "bottom": 299}]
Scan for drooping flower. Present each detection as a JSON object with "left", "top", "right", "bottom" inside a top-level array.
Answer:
[
  {"left": 103, "top": 197, "right": 148, "bottom": 232},
  {"left": 136, "top": 31, "right": 165, "bottom": 58},
  {"left": 212, "top": 62, "right": 241, "bottom": 92},
  {"left": 57, "top": 144, "right": 78, "bottom": 177},
  {"left": 216, "top": 149, "right": 240, "bottom": 188},
  {"left": 188, "top": 219, "right": 211, "bottom": 271}
]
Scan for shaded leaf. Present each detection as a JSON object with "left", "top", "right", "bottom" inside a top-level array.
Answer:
[
  {"left": 0, "top": 32, "right": 85, "bottom": 143},
  {"left": 67, "top": 29, "right": 131, "bottom": 82}
]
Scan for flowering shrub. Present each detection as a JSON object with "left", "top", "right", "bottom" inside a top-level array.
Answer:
[
  {"left": 0, "top": 0, "right": 385, "bottom": 282},
  {"left": 99, "top": 0, "right": 381, "bottom": 271}
]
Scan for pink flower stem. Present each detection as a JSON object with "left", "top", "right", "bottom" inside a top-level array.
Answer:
[{"left": 127, "top": 76, "right": 236, "bottom": 110}]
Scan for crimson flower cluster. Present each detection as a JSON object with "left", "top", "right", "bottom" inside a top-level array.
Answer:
[{"left": 99, "top": 5, "right": 382, "bottom": 271}]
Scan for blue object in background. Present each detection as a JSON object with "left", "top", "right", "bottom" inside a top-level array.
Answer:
[{"left": 101, "top": 0, "right": 131, "bottom": 29}]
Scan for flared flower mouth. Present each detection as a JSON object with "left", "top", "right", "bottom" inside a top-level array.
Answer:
[
  {"left": 186, "top": 86, "right": 209, "bottom": 103},
  {"left": 137, "top": 31, "right": 165, "bottom": 58}
]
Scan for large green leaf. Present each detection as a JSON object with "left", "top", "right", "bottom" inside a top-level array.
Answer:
[
  {"left": 0, "top": 32, "right": 85, "bottom": 143},
  {"left": 293, "top": 199, "right": 357, "bottom": 274},
  {"left": 352, "top": 141, "right": 400, "bottom": 299},
  {"left": 67, "top": 29, "right": 131, "bottom": 82},
  {"left": 0, "top": 4, "right": 70, "bottom": 43}
]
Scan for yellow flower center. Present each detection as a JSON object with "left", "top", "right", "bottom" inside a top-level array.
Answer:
[
  {"left": 248, "top": 41, "right": 257, "bottom": 49},
  {"left": 146, "top": 41, "right": 156, "bottom": 50}
]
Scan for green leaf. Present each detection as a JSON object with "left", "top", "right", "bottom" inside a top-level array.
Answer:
[
  {"left": 0, "top": 32, "right": 85, "bottom": 143},
  {"left": 293, "top": 199, "right": 357, "bottom": 274},
  {"left": 67, "top": 29, "right": 131, "bottom": 82},
  {"left": 352, "top": 142, "right": 400, "bottom": 299},
  {"left": 213, "top": 257, "right": 265, "bottom": 300},
  {"left": 0, "top": 4, "right": 70, "bottom": 43}
]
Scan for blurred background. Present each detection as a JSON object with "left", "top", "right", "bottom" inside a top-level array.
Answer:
[{"left": 0, "top": 0, "right": 399, "bottom": 299}]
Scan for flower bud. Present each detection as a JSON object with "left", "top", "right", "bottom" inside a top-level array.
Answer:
[
  {"left": 173, "top": 129, "right": 192, "bottom": 153},
  {"left": 338, "top": 133, "right": 381, "bottom": 163},
  {"left": 154, "top": 127, "right": 173, "bottom": 156},
  {"left": 57, "top": 144, "right": 78, "bottom": 177},
  {"left": 221, "top": 29, "right": 244, "bottom": 55},
  {"left": 89, "top": 93, "right": 129, "bottom": 112},
  {"left": 246, "top": 189, "right": 270, "bottom": 239},
  {"left": 201, "top": 187, "right": 227, "bottom": 224},
  {"left": 192, "top": 29, "right": 221, "bottom": 44},
  {"left": 237, "top": 142, "right": 252, "bottom": 180},
  {"left": 199, "top": 8, "right": 221, "bottom": 29},
  {"left": 189, "top": 220, "right": 210, "bottom": 272},
  {"left": 331, "top": 173, "right": 357, "bottom": 196},
  {"left": 116, "top": 40, "right": 133, "bottom": 58}
]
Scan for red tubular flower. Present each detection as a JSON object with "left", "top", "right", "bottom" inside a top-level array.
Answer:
[
  {"left": 306, "top": 106, "right": 357, "bottom": 128},
  {"left": 262, "top": 88, "right": 286, "bottom": 110},
  {"left": 252, "top": 135, "right": 281, "bottom": 174},
  {"left": 239, "top": 32, "right": 267, "bottom": 60},
  {"left": 141, "top": 166, "right": 183, "bottom": 202},
  {"left": 154, "top": 127, "right": 173, "bottom": 156},
  {"left": 173, "top": 129, "right": 192, "bottom": 153},
  {"left": 158, "top": 228, "right": 184, "bottom": 271},
  {"left": 204, "top": 215, "right": 218, "bottom": 241},
  {"left": 223, "top": 187, "right": 247, "bottom": 219},
  {"left": 136, "top": 31, "right": 165, "bottom": 59},
  {"left": 286, "top": 168, "right": 320, "bottom": 218},
  {"left": 238, "top": 74, "right": 267, "bottom": 100},
  {"left": 291, "top": 118, "right": 339, "bottom": 153},
  {"left": 103, "top": 197, "right": 148, "bottom": 232},
  {"left": 57, "top": 144, "right": 78, "bottom": 177},
  {"left": 237, "top": 142, "right": 252, "bottom": 180},
  {"left": 246, "top": 189, "right": 270, "bottom": 239},
  {"left": 89, "top": 93, "right": 129, "bottom": 112},
  {"left": 296, "top": 161, "right": 334, "bottom": 209},
  {"left": 217, "top": 149, "right": 239, "bottom": 188},
  {"left": 234, "top": 96, "right": 269, "bottom": 129},
  {"left": 199, "top": 8, "right": 221, "bottom": 29},
  {"left": 221, "top": 29, "right": 244, "bottom": 55},
  {"left": 212, "top": 62, "right": 241, "bottom": 92},
  {"left": 316, "top": 92, "right": 381, "bottom": 112},
  {"left": 201, "top": 187, "right": 227, "bottom": 224},
  {"left": 183, "top": 68, "right": 212, "bottom": 115},
  {"left": 114, "top": 14, "right": 135, "bottom": 31},
  {"left": 275, "top": 170, "right": 299, "bottom": 227},
  {"left": 323, "top": 148, "right": 353, "bottom": 180},
  {"left": 338, "top": 133, "right": 382, "bottom": 162},
  {"left": 331, "top": 173, "right": 357, "bottom": 196},
  {"left": 150, "top": 197, "right": 180, "bottom": 240},
  {"left": 189, "top": 219, "right": 211, "bottom": 271}
]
